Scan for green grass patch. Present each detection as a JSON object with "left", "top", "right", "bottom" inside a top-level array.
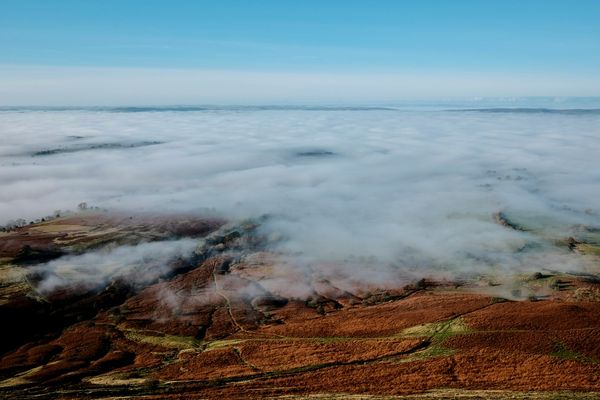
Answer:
[
  {"left": 204, "top": 339, "right": 246, "bottom": 350},
  {"left": 124, "top": 330, "right": 202, "bottom": 350},
  {"left": 394, "top": 318, "right": 472, "bottom": 363},
  {"left": 401, "top": 318, "right": 471, "bottom": 341},
  {"left": 397, "top": 344, "right": 455, "bottom": 363},
  {"left": 551, "top": 342, "right": 598, "bottom": 364}
]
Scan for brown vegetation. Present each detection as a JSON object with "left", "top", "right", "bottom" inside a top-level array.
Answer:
[{"left": 1, "top": 214, "right": 599, "bottom": 399}]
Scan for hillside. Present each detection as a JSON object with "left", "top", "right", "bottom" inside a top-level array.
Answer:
[{"left": 1, "top": 213, "right": 599, "bottom": 399}]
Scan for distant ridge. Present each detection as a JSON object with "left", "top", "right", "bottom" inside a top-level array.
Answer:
[
  {"left": 453, "top": 108, "right": 600, "bottom": 115},
  {"left": 0, "top": 105, "right": 397, "bottom": 113},
  {"left": 3, "top": 106, "right": 600, "bottom": 114}
]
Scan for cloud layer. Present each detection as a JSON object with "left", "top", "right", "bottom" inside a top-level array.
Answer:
[{"left": 2, "top": 107, "right": 600, "bottom": 279}]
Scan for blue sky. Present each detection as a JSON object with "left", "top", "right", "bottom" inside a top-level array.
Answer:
[{"left": 1, "top": 1, "right": 599, "bottom": 104}]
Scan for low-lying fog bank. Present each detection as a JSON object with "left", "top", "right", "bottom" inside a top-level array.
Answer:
[{"left": 2, "top": 105, "right": 600, "bottom": 283}]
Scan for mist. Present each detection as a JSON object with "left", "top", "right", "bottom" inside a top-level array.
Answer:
[
  {"left": 33, "top": 239, "right": 198, "bottom": 294},
  {"left": 2, "top": 105, "right": 600, "bottom": 286}
]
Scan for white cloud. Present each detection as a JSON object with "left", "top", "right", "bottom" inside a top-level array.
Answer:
[
  {"left": 1, "top": 107, "right": 600, "bottom": 282},
  {"left": 34, "top": 239, "right": 198, "bottom": 293}
]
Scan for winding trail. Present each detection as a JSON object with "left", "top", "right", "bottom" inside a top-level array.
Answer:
[{"left": 212, "top": 270, "right": 246, "bottom": 333}]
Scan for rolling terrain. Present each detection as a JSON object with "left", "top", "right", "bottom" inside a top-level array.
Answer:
[{"left": 0, "top": 212, "right": 599, "bottom": 399}]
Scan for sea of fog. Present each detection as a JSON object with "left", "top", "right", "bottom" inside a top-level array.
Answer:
[{"left": 2, "top": 101, "right": 600, "bottom": 281}]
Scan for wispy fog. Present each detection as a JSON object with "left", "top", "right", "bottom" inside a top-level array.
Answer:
[
  {"left": 2, "top": 106, "right": 600, "bottom": 277},
  {"left": 34, "top": 239, "right": 198, "bottom": 294}
]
